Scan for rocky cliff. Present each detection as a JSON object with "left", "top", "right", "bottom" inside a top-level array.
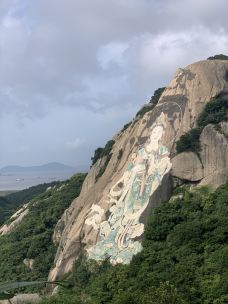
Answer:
[{"left": 49, "top": 59, "right": 228, "bottom": 281}]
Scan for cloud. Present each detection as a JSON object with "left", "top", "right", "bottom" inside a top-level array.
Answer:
[
  {"left": 65, "top": 138, "right": 85, "bottom": 150},
  {"left": 0, "top": 0, "right": 228, "bottom": 167},
  {"left": 0, "top": 0, "right": 227, "bottom": 119},
  {"left": 97, "top": 42, "right": 128, "bottom": 70}
]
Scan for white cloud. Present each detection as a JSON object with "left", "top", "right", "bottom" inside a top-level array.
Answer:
[
  {"left": 97, "top": 42, "right": 128, "bottom": 69},
  {"left": 0, "top": 0, "right": 228, "bottom": 167},
  {"left": 65, "top": 138, "right": 85, "bottom": 150}
]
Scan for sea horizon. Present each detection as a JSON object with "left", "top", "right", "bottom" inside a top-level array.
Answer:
[{"left": 0, "top": 170, "right": 77, "bottom": 191}]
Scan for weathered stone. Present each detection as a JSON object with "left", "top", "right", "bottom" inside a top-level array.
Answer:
[
  {"left": 0, "top": 204, "right": 29, "bottom": 236},
  {"left": 23, "top": 258, "right": 34, "bottom": 271},
  {"left": 199, "top": 171, "right": 228, "bottom": 189},
  {"left": 171, "top": 152, "right": 203, "bottom": 181},
  {"left": 199, "top": 123, "right": 228, "bottom": 188},
  {"left": 48, "top": 59, "right": 228, "bottom": 281}
]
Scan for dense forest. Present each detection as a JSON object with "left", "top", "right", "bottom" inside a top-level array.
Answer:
[
  {"left": 0, "top": 182, "right": 62, "bottom": 225},
  {"left": 0, "top": 173, "right": 86, "bottom": 284},
  {"left": 40, "top": 182, "right": 228, "bottom": 304}
]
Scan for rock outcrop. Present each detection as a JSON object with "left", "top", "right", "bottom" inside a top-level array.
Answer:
[
  {"left": 23, "top": 258, "right": 35, "bottom": 271},
  {"left": 0, "top": 204, "right": 29, "bottom": 236},
  {"left": 49, "top": 59, "right": 228, "bottom": 281},
  {"left": 171, "top": 122, "right": 228, "bottom": 187},
  {"left": 171, "top": 152, "right": 203, "bottom": 181},
  {"left": 199, "top": 122, "right": 228, "bottom": 188}
]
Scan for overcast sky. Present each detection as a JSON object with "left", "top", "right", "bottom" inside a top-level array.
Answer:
[{"left": 0, "top": 0, "right": 228, "bottom": 169}]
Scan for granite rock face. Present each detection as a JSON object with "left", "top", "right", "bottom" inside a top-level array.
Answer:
[
  {"left": 171, "top": 152, "right": 203, "bottom": 181},
  {"left": 49, "top": 59, "right": 228, "bottom": 281},
  {"left": 171, "top": 123, "right": 228, "bottom": 187},
  {"left": 199, "top": 123, "right": 228, "bottom": 188}
]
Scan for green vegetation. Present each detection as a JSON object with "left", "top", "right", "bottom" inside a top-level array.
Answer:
[
  {"left": 0, "top": 182, "right": 61, "bottom": 226},
  {"left": 0, "top": 173, "right": 86, "bottom": 285},
  {"left": 95, "top": 154, "right": 112, "bottom": 182},
  {"left": 225, "top": 71, "right": 228, "bottom": 82},
  {"left": 207, "top": 54, "right": 228, "bottom": 60},
  {"left": 149, "top": 87, "right": 166, "bottom": 104},
  {"left": 120, "top": 121, "right": 132, "bottom": 133},
  {"left": 197, "top": 97, "right": 228, "bottom": 127},
  {"left": 117, "top": 149, "right": 123, "bottom": 160},
  {"left": 176, "top": 128, "right": 201, "bottom": 155},
  {"left": 91, "top": 140, "right": 115, "bottom": 166},
  {"left": 0, "top": 281, "right": 68, "bottom": 300},
  {"left": 135, "top": 87, "right": 166, "bottom": 118},
  {"left": 6, "top": 182, "right": 61, "bottom": 207},
  {"left": 40, "top": 182, "right": 228, "bottom": 304},
  {"left": 0, "top": 196, "right": 15, "bottom": 226},
  {"left": 0, "top": 190, "right": 17, "bottom": 196},
  {"left": 92, "top": 87, "right": 166, "bottom": 180},
  {"left": 176, "top": 96, "right": 228, "bottom": 154},
  {"left": 91, "top": 140, "right": 115, "bottom": 181}
]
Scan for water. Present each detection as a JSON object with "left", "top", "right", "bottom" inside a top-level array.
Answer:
[{"left": 0, "top": 170, "right": 76, "bottom": 191}]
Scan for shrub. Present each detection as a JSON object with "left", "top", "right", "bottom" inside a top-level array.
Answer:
[
  {"left": 207, "top": 54, "right": 228, "bottom": 60},
  {"left": 91, "top": 140, "right": 115, "bottom": 166},
  {"left": 225, "top": 71, "right": 228, "bottom": 82},
  {"left": 117, "top": 149, "right": 123, "bottom": 160},
  {"left": 149, "top": 87, "right": 166, "bottom": 104},
  {"left": 91, "top": 140, "right": 115, "bottom": 181},
  {"left": 135, "top": 87, "right": 166, "bottom": 118},
  {"left": 176, "top": 96, "right": 228, "bottom": 155},
  {"left": 176, "top": 128, "right": 201, "bottom": 154},
  {"left": 197, "top": 98, "right": 228, "bottom": 127},
  {"left": 121, "top": 122, "right": 132, "bottom": 133}
]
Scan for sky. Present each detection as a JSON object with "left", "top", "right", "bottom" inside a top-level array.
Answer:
[{"left": 0, "top": 0, "right": 228, "bottom": 170}]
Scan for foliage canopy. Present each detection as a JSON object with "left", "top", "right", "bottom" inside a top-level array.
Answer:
[
  {"left": 41, "top": 182, "right": 228, "bottom": 304},
  {"left": 0, "top": 173, "right": 86, "bottom": 286}
]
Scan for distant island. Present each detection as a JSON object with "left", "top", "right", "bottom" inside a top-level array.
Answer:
[{"left": 0, "top": 162, "right": 76, "bottom": 174}]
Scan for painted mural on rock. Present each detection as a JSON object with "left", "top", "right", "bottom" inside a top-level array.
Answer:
[{"left": 85, "top": 110, "right": 179, "bottom": 264}]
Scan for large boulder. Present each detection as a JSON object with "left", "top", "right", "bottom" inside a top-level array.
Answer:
[{"left": 171, "top": 152, "right": 203, "bottom": 181}]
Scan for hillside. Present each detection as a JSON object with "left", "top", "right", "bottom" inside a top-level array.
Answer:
[
  {"left": 0, "top": 182, "right": 62, "bottom": 226},
  {"left": 49, "top": 59, "right": 228, "bottom": 282},
  {"left": 0, "top": 58, "right": 227, "bottom": 304},
  {"left": 41, "top": 182, "right": 228, "bottom": 304},
  {"left": 0, "top": 173, "right": 86, "bottom": 284}
]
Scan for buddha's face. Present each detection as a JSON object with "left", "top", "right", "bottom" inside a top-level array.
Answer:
[{"left": 150, "top": 125, "right": 163, "bottom": 142}]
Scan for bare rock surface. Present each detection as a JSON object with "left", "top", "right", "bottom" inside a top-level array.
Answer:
[
  {"left": 0, "top": 204, "right": 29, "bottom": 236},
  {"left": 171, "top": 152, "right": 203, "bottom": 181},
  {"left": 49, "top": 59, "right": 228, "bottom": 281},
  {"left": 199, "top": 123, "right": 228, "bottom": 188},
  {"left": 23, "top": 258, "right": 35, "bottom": 271}
]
